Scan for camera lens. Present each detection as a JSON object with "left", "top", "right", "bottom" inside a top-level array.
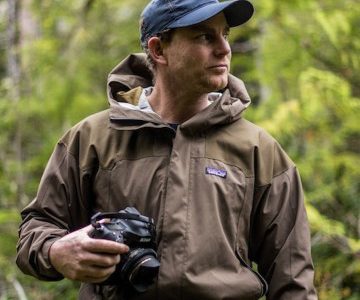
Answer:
[
  {"left": 122, "top": 248, "right": 160, "bottom": 293},
  {"left": 129, "top": 255, "right": 160, "bottom": 292}
]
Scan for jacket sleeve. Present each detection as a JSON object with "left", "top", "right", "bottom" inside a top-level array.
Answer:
[
  {"left": 16, "top": 139, "right": 93, "bottom": 280},
  {"left": 250, "top": 165, "right": 317, "bottom": 299}
]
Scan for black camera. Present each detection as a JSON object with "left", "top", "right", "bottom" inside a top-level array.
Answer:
[{"left": 89, "top": 207, "right": 160, "bottom": 293}]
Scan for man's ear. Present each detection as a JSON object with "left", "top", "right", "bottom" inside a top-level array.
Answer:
[{"left": 147, "top": 37, "right": 168, "bottom": 66}]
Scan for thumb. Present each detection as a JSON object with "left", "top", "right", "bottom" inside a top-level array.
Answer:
[{"left": 80, "top": 224, "right": 96, "bottom": 235}]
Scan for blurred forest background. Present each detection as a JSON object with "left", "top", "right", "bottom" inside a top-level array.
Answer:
[{"left": 0, "top": 0, "right": 359, "bottom": 299}]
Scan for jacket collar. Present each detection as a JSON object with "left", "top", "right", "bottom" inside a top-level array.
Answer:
[{"left": 107, "top": 53, "right": 251, "bottom": 134}]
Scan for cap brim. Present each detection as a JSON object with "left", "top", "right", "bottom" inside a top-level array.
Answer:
[{"left": 167, "top": 0, "right": 254, "bottom": 29}]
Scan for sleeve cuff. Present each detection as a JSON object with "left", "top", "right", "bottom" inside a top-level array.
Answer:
[{"left": 38, "top": 238, "right": 64, "bottom": 280}]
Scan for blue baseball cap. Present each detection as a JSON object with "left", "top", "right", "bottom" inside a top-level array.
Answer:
[{"left": 140, "top": 0, "right": 254, "bottom": 48}]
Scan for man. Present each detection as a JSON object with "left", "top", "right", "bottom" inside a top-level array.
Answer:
[{"left": 16, "top": 0, "right": 317, "bottom": 299}]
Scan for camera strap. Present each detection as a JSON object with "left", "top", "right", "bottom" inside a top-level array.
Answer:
[{"left": 91, "top": 211, "right": 153, "bottom": 228}]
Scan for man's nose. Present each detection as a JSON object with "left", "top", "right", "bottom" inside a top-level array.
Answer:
[{"left": 214, "top": 35, "right": 231, "bottom": 57}]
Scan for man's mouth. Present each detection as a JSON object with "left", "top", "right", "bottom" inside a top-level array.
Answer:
[{"left": 208, "top": 64, "right": 228, "bottom": 72}]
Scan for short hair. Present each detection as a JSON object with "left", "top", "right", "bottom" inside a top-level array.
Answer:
[{"left": 143, "top": 29, "right": 174, "bottom": 74}]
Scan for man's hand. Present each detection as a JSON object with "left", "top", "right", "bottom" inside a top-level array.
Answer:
[{"left": 49, "top": 225, "right": 129, "bottom": 283}]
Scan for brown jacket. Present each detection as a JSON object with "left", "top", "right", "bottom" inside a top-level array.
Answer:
[{"left": 17, "top": 53, "right": 317, "bottom": 299}]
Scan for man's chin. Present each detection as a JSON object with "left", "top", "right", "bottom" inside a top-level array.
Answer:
[
  {"left": 209, "top": 78, "right": 228, "bottom": 92},
  {"left": 197, "top": 74, "right": 228, "bottom": 93}
]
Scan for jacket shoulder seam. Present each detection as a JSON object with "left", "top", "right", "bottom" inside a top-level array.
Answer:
[{"left": 255, "top": 164, "right": 296, "bottom": 188}]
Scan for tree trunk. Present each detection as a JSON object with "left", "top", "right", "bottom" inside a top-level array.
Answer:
[
  {"left": 7, "top": 0, "right": 21, "bottom": 101},
  {"left": 6, "top": 0, "right": 25, "bottom": 207}
]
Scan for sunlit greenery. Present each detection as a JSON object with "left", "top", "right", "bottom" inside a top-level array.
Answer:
[{"left": 1, "top": 0, "right": 359, "bottom": 299}]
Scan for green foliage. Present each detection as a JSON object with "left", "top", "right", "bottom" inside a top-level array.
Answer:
[
  {"left": 0, "top": 0, "right": 359, "bottom": 299},
  {"left": 239, "top": 1, "right": 360, "bottom": 298}
]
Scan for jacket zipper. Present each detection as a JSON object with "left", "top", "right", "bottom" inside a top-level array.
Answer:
[{"left": 236, "top": 248, "right": 269, "bottom": 297}]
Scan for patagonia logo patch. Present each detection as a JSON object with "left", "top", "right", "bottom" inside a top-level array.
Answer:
[{"left": 205, "top": 167, "right": 227, "bottom": 178}]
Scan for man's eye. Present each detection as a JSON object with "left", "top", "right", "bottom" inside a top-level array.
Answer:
[
  {"left": 197, "top": 34, "right": 213, "bottom": 42},
  {"left": 196, "top": 33, "right": 230, "bottom": 42}
]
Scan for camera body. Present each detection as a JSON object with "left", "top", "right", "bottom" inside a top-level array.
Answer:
[{"left": 89, "top": 207, "right": 160, "bottom": 293}]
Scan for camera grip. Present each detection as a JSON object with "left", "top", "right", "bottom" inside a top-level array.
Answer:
[{"left": 89, "top": 224, "right": 124, "bottom": 243}]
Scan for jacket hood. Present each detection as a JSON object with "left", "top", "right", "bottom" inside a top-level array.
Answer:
[{"left": 107, "top": 53, "right": 251, "bottom": 133}]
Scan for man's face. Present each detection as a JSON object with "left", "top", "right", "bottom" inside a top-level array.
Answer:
[{"left": 162, "top": 13, "right": 232, "bottom": 94}]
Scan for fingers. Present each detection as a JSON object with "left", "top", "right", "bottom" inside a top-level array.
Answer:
[
  {"left": 49, "top": 225, "right": 130, "bottom": 283},
  {"left": 82, "top": 252, "right": 121, "bottom": 268},
  {"left": 68, "top": 263, "right": 117, "bottom": 283},
  {"left": 82, "top": 224, "right": 130, "bottom": 254},
  {"left": 84, "top": 238, "right": 129, "bottom": 254},
  {"left": 53, "top": 249, "right": 121, "bottom": 283},
  {"left": 80, "top": 224, "right": 94, "bottom": 233}
]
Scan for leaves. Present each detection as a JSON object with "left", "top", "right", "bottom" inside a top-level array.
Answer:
[
  {"left": 0, "top": 0, "right": 359, "bottom": 298},
  {"left": 240, "top": 1, "right": 360, "bottom": 298}
]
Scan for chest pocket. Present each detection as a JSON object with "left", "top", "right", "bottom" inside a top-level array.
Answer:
[{"left": 187, "top": 157, "right": 246, "bottom": 255}]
